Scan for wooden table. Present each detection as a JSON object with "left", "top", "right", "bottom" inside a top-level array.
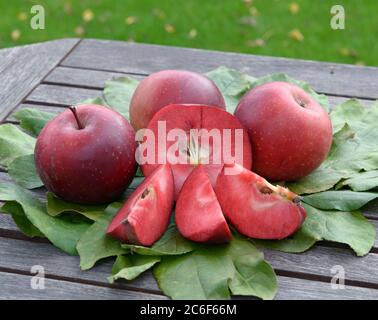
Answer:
[{"left": 0, "top": 38, "right": 377, "bottom": 300}]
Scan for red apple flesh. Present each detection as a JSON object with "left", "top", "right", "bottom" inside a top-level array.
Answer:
[
  {"left": 140, "top": 104, "right": 253, "bottom": 198},
  {"left": 130, "top": 70, "right": 226, "bottom": 131},
  {"left": 35, "top": 104, "right": 137, "bottom": 205},
  {"left": 176, "top": 165, "right": 232, "bottom": 244},
  {"left": 234, "top": 82, "right": 333, "bottom": 181},
  {"left": 107, "top": 164, "right": 174, "bottom": 246},
  {"left": 215, "top": 163, "right": 306, "bottom": 240}
]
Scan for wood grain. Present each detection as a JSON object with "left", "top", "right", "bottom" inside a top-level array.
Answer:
[
  {"left": 0, "top": 236, "right": 160, "bottom": 293},
  {"left": 44, "top": 66, "right": 144, "bottom": 89},
  {"left": 42, "top": 67, "right": 375, "bottom": 110},
  {"left": 264, "top": 246, "right": 378, "bottom": 287},
  {"left": 25, "top": 84, "right": 102, "bottom": 107},
  {"left": 0, "top": 271, "right": 166, "bottom": 300},
  {"left": 62, "top": 39, "right": 378, "bottom": 99},
  {"left": 0, "top": 39, "right": 80, "bottom": 122},
  {"left": 0, "top": 236, "right": 377, "bottom": 300},
  {"left": 275, "top": 276, "right": 378, "bottom": 300}
]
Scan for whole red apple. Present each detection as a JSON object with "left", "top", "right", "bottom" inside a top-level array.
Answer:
[
  {"left": 234, "top": 82, "right": 332, "bottom": 181},
  {"left": 35, "top": 104, "right": 137, "bottom": 204},
  {"left": 129, "top": 70, "right": 226, "bottom": 131}
]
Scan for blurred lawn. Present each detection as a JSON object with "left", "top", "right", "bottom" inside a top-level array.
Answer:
[{"left": 1, "top": 0, "right": 377, "bottom": 66}]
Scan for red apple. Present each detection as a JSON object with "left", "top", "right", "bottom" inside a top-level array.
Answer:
[
  {"left": 140, "top": 104, "right": 252, "bottom": 198},
  {"left": 35, "top": 104, "right": 137, "bottom": 205},
  {"left": 176, "top": 165, "right": 232, "bottom": 244},
  {"left": 107, "top": 164, "right": 174, "bottom": 246},
  {"left": 130, "top": 70, "right": 226, "bottom": 131},
  {"left": 234, "top": 82, "right": 333, "bottom": 181},
  {"left": 215, "top": 163, "right": 306, "bottom": 240}
]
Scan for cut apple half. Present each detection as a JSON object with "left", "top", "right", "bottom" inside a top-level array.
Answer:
[
  {"left": 107, "top": 164, "right": 174, "bottom": 246},
  {"left": 215, "top": 163, "right": 306, "bottom": 240},
  {"left": 176, "top": 165, "right": 232, "bottom": 243},
  {"left": 140, "top": 104, "right": 252, "bottom": 198}
]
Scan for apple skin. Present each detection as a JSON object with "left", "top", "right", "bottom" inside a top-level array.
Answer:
[
  {"left": 215, "top": 163, "right": 306, "bottom": 240},
  {"left": 35, "top": 104, "right": 137, "bottom": 205},
  {"left": 107, "top": 164, "right": 174, "bottom": 246},
  {"left": 234, "top": 82, "right": 333, "bottom": 181},
  {"left": 130, "top": 70, "right": 226, "bottom": 131},
  {"left": 141, "top": 104, "right": 252, "bottom": 198},
  {"left": 176, "top": 165, "right": 232, "bottom": 244}
]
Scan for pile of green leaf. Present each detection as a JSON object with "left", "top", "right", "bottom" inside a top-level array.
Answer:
[{"left": 0, "top": 67, "right": 377, "bottom": 300}]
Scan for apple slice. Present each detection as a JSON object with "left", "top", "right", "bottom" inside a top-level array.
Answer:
[
  {"left": 176, "top": 165, "right": 232, "bottom": 244},
  {"left": 215, "top": 163, "right": 306, "bottom": 240},
  {"left": 107, "top": 164, "right": 174, "bottom": 246},
  {"left": 140, "top": 104, "right": 252, "bottom": 198}
]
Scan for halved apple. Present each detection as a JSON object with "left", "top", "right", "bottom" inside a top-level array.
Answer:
[
  {"left": 140, "top": 104, "right": 252, "bottom": 198},
  {"left": 176, "top": 165, "right": 232, "bottom": 243},
  {"left": 215, "top": 163, "right": 306, "bottom": 240},
  {"left": 107, "top": 164, "right": 174, "bottom": 246}
]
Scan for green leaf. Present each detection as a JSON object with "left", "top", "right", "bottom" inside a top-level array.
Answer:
[
  {"left": 0, "top": 182, "right": 90, "bottom": 255},
  {"left": 303, "top": 191, "right": 378, "bottom": 211},
  {"left": 46, "top": 192, "right": 106, "bottom": 221},
  {"left": 103, "top": 77, "right": 139, "bottom": 119},
  {"left": 13, "top": 108, "right": 55, "bottom": 136},
  {"left": 253, "top": 228, "right": 318, "bottom": 253},
  {"left": 135, "top": 166, "right": 144, "bottom": 177},
  {"left": 122, "top": 223, "right": 197, "bottom": 256},
  {"left": 330, "top": 99, "right": 371, "bottom": 134},
  {"left": 227, "top": 235, "right": 277, "bottom": 300},
  {"left": 154, "top": 236, "right": 277, "bottom": 300},
  {"left": 108, "top": 255, "right": 160, "bottom": 283},
  {"left": 206, "top": 66, "right": 256, "bottom": 113},
  {"left": 304, "top": 204, "right": 375, "bottom": 256},
  {"left": 255, "top": 204, "right": 375, "bottom": 256},
  {"left": 250, "top": 73, "right": 330, "bottom": 112},
  {"left": 76, "top": 202, "right": 127, "bottom": 270},
  {"left": 154, "top": 245, "right": 235, "bottom": 300},
  {"left": 341, "top": 170, "right": 378, "bottom": 191},
  {"left": 8, "top": 154, "right": 43, "bottom": 189},
  {"left": 1, "top": 201, "right": 44, "bottom": 238},
  {"left": 0, "top": 124, "right": 35, "bottom": 167}
]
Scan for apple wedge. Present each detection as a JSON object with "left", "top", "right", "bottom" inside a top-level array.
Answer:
[
  {"left": 176, "top": 165, "right": 232, "bottom": 243},
  {"left": 107, "top": 164, "right": 174, "bottom": 246},
  {"left": 215, "top": 163, "right": 306, "bottom": 240}
]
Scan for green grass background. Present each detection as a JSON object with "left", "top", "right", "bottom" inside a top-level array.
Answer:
[{"left": 1, "top": 0, "right": 377, "bottom": 66}]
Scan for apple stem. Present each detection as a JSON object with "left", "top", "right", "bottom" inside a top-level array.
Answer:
[{"left": 69, "top": 106, "right": 84, "bottom": 130}]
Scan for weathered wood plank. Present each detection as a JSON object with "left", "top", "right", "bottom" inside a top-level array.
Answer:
[
  {"left": 25, "top": 84, "right": 101, "bottom": 107},
  {"left": 275, "top": 276, "right": 378, "bottom": 300},
  {"left": 0, "top": 236, "right": 377, "bottom": 300},
  {"left": 264, "top": 246, "right": 378, "bottom": 287},
  {"left": 62, "top": 39, "right": 378, "bottom": 99},
  {"left": 0, "top": 39, "right": 80, "bottom": 121},
  {"left": 0, "top": 271, "right": 166, "bottom": 300},
  {"left": 0, "top": 236, "right": 160, "bottom": 293},
  {"left": 44, "top": 66, "right": 144, "bottom": 89},
  {"left": 40, "top": 67, "right": 376, "bottom": 109}
]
